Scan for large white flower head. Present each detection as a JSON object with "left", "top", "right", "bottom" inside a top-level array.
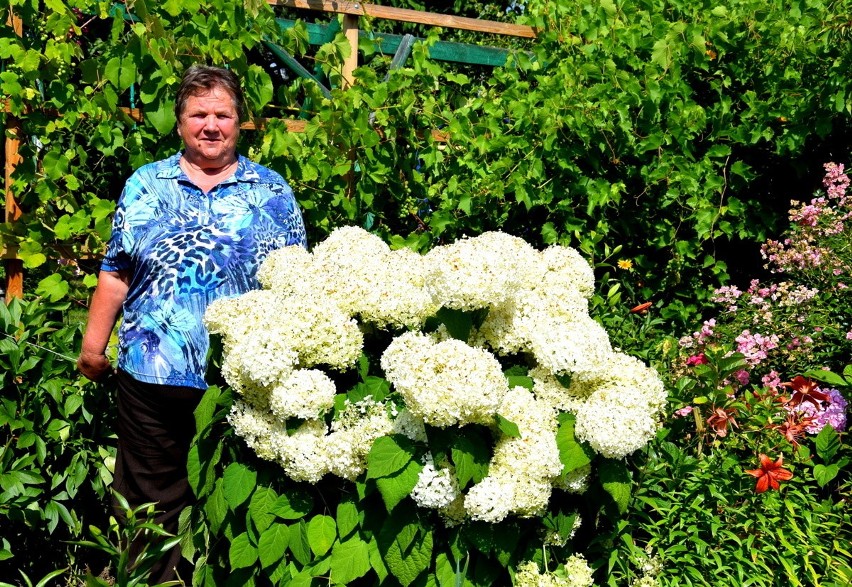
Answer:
[
  {"left": 205, "top": 289, "right": 284, "bottom": 346},
  {"left": 571, "top": 353, "right": 667, "bottom": 459},
  {"left": 514, "top": 555, "right": 595, "bottom": 587},
  {"left": 463, "top": 475, "right": 514, "bottom": 523},
  {"left": 269, "top": 369, "right": 337, "bottom": 420},
  {"left": 464, "top": 387, "right": 562, "bottom": 522},
  {"left": 381, "top": 331, "right": 509, "bottom": 427},
  {"left": 326, "top": 397, "right": 396, "bottom": 480},
  {"left": 424, "top": 232, "right": 541, "bottom": 311},
  {"left": 256, "top": 244, "right": 314, "bottom": 295},
  {"left": 357, "top": 246, "right": 440, "bottom": 329},
  {"left": 538, "top": 245, "right": 596, "bottom": 300},
  {"left": 309, "top": 226, "right": 393, "bottom": 314},
  {"left": 227, "top": 399, "right": 285, "bottom": 462},
  {"left": 271, "top": 419, "right": 331, "bottom": 483},
  {"left": 411, "top": 455, "right": 461, "bottom": 510},
  {"left": 524, "top": 315, "right": 614, "bottom": 379}
]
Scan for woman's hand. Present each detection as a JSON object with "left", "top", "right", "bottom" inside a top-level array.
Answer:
[{"left": 77, "top": 350, "right": 114, "bottom": 382}]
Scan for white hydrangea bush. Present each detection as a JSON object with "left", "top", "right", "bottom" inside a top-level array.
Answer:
[{"left": 204, "top": 226, "right": 666, "bottom": 524}]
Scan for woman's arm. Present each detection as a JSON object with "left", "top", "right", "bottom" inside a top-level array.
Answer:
[{"left": 77, "top": 269, "right": 130, "bottom": 381}]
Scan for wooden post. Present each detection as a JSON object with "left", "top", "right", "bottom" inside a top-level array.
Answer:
[
  {"left": 341, "top": 13, "right": 359, "bottom": 89},
  {"left": 4, "top": 8, "right": 23, "bottom": 302}
]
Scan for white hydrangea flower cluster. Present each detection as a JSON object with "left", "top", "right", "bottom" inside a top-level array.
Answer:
[
  {"left": 465, "top": 386, "right": 562, "bottom": 522},
  {"left": 381, "top": 331, "right": 509, "bottom": 427},
  {"left": 411, "top": 455, "right": 461, "bottom": 510},
  {"left": 514, "top": 555, "right": 595, "bottom": 587},
  {"left": 228, "top": 396, "right": 400, "bottom": 483},
  {"left": 530, "top": 353, "right": 667, "bottom": 459},
  {"left": 207, "top": 226, "right": 665, "bottom": 521},
  {"left": 424, "top": 231, "right": 542, "bottom": 310}
]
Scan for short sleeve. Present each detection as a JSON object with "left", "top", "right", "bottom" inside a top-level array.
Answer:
[{"left": 100, "top": 187, "right": 133, "bottom": 272}]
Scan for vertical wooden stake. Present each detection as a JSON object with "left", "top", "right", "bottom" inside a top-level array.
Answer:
[
  {"left": 341, "top": 13, "right": 359, "bottom": 89},
  {"left": 4, "top": 8, "right": 24, "bottom": 302},
  {"left": 341, "top": 12, "right": 360, "bottom": 198}
]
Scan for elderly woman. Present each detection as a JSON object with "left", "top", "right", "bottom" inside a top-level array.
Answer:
[{"left": 77, "top": 65, "right": 306, "bottom": 581}]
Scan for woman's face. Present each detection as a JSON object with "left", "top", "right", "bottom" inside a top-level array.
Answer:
[{"left": 177, "top": 87, "right": 240, "bottom": 168}]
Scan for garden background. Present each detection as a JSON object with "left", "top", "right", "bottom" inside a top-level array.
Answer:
[{"left": 1, "top": 0, "right": 850, "bottom": 585}]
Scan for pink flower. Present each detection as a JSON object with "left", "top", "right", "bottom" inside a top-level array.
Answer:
[
  {"left": 674, "top": 406, "right": 694, "bottom": 418},
  {"left": 762, "top": 370, "right": 782, "bottom": 390},
  {"left": 735, "top": 330, "right": 779, "bottom": 366},
  {"left": 734, "top": 369, "right": 750, "bottom": 385},
  {"left": 686, "top": 353, "right": 709, "bottom": 366}
]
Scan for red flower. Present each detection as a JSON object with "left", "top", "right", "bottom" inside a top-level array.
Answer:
[
  {"left": 774, "top": 412, "right": 814, "bottom": 448},
  {"left": 686, "top": 353, "right": 709, "bottom": 366},
  {"left": 781, "top": 376, "right": 830, "bottom": 409},
  {"left": 630, "top": 301, "right": 652, "bottom": 314},
  {"left": 706, "top": 407, "right": 738, "bottom": 437},
  {"left": 745, "top": 454, "right": 793, "bottom": 493}
]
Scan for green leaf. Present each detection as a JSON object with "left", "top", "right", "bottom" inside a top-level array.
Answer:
[
  {"left": 203, "top": 479, "right": 228, "bottom": 534},
  {"left": 802, "top": 369, "right": 848, "bottom": 388},
  {"left": 506, "top": 375, "right": 534, "bottom": 389},
  {"left": 258, "top": 523, "right": 290, "bottom": 569},
  {"left": 336, "top": 500, "right": 360, "bottom": 540},
  {"left": 35, "top": 274, "right": 69, "bottom": 303},
  {"left": 494, "top": 414, "right": 520, "bottom": 438},
  {"left": 451, "top": 434, "right": 490, "bottom": 489},
  {"left": 144, "top": 100, "right": 176, "bottom": 135},
  {"left": 599, "top": 459, "right": 631, "bottom": 514},
  {"left": 366, "top": 435, "right": 418, "bottom": 479},
  {"left": 288, "top": 521, "right": 312, "bottom": 566},
  {"left": 330, "top": 537, "right": 371, "bottom": 585},
  {"left": 271, "top": 488, "right": 314, "bottom": 519},
  {"left": 249, "top": 486, "right": 278, "bottom": 533},
  {"left": 222, "top": 463, "right": 256, "bottom": 510},
  {"left": 378, "top": 513, "right": 433, "bottom": 587},
  {"left": 307, "top": 515, "right": 337, "bottom": 557},
  {"left": 556, "top": 413, "right": 594, "bottom": 474},
  {"left": 376, "top": 460, "right": 423, "bottom": 512},
  {"left": 229, "top": 532, "right": 258, "bottom": 569},
  {"left": 814, "top": 425, "right": 841, "bottom": 461},
  {"left": 368, "top": 537, "right": 389, "bottom": 582},
  {"left": 245, "top": 64, "right": 274, "bottom": 112},
  {"left": 813, "top": 464, "right": 840, "bottom": 488}
]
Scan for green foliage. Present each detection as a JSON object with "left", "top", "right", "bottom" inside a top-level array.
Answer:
[
  {"left": 0, "top": 297, "right": 115, "bottom": 579},
  {"left": 3, "top": 0, "right": 851, "bottom": 314},
  {"left": 184, "top": 366, "right": 625, "bottom": 585},
  {"left": 75, "top": 491, "right": 181, "bottom": 587}
]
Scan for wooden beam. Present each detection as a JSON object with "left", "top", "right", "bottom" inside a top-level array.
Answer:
[
  {"left": 276, "top": 19, "right": 516, "bottom": 67},
  {"left": 119, "top": 108, "right": 308, "bottom": 132},
  {"left": 270, "top": 0, "right": 537, "bottom": 38},
  {"left": 4, "top": 8, "right": 23, "bottom": 301},
  {"left": 341, "top": 13, "right": 359, "bottom": 88}
]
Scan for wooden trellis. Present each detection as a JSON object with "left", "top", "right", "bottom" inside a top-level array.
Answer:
[{"left": 3, "top": 3, "right": 536, "bottom": 300}]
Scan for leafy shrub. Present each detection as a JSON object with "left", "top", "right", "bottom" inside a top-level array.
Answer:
[
  {"left": 3, "top": 0, "right": 851, "bottom": 323},
  {"left": 0, "top": 297, "right": 115, "bottom": 580},
  {"left": 604, "top": 162, "right": 852, "bottom": 586},
  {"left": 180, "top": 229, "right": 660, "bottom": 586}
]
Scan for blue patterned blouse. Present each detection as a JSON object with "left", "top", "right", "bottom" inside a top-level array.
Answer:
[{"left": 102, "top": 152, "right": 307, "bottom": 389}]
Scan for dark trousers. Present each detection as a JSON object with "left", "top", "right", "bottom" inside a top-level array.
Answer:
[{"left": 113, "top": 370, "right": 204, "bottom": 584}]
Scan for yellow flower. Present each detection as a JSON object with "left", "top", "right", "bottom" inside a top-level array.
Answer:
[{"left": 617, "top": 259, "right": 633, "bottom": 270}]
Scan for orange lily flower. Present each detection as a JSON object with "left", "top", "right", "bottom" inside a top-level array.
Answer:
[
  {"left": 782, "top": 376, "right": 830, "bottom": 409},
  {"left": 706, "top": 407, "right": 738, "bottom": 437},
  {"left": 774, "top": 412, "right": 814, "bottom": 448},
  {"left": 745, "top": 454, "right": 793, "bottom": 493}
]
